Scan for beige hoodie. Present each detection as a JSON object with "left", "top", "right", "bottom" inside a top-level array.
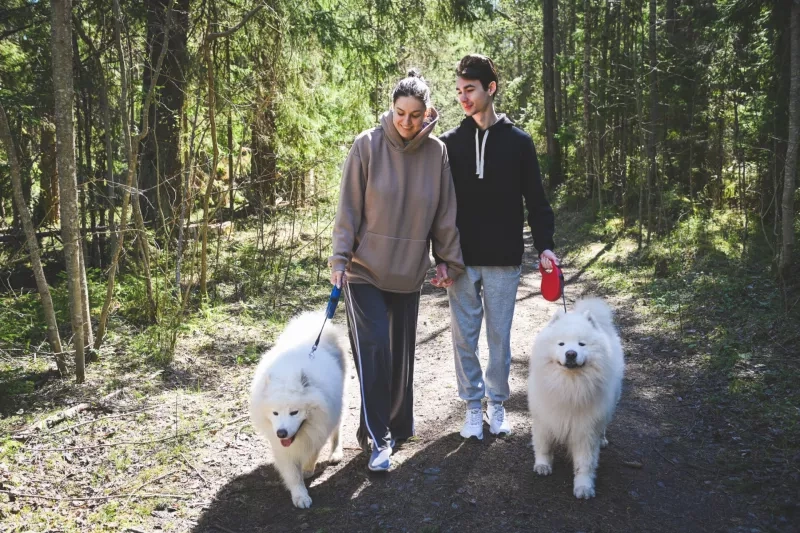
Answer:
[{"left": 329, "top": 109, "right": 465, "bottom": 293}]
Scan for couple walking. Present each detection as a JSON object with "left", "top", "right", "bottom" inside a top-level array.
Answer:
[{"left": 329, "top": 54, "right": 559, "bottom": 472}]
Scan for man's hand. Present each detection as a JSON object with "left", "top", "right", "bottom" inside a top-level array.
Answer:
[
  {"left": 431, "top": 263, "right": 454, "bottom": 288},
  {"left": 540, "top": 249, "right": 560, "bottom": 271},
  {"left": 331, "top": 270, "right": 345, "bottom": 288}
]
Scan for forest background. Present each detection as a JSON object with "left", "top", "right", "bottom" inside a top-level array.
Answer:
[{"left": 0, "top": 0, "right": 798, "bottom": 531}]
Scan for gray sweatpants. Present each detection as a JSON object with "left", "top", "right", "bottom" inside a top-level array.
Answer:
[
  {"left": 343, "top": 282, "right": 419, "bottom": 451},
  {"left": 447, "top": 265, "right": 521, "bottom": 410}
]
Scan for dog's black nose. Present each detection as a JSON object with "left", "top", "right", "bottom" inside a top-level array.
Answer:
[
  {"left": 565, "top": 350, "right": 577, "bottom": 361},
  {"left": 276, "top": 429, "right": 288, "bottom": 439}
]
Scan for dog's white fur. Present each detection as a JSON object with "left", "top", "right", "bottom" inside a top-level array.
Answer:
[
  {"left": 250, "top": 312, "right": 347, "bottom": 508},
  {"left": 527, "top": 297, "right": 624, "bottom": 499}
]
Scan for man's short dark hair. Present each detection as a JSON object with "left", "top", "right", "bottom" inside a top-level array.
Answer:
[{"left": 456, "top": 54, "right": 499, "bottom": 95}]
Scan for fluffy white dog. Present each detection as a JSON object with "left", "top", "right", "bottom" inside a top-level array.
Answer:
[
  {"left": 250, "top": 312, "right": 347, "bottom": 508},
  {"left": 527, "top": 297, "right": 624, "bottom": 499}
]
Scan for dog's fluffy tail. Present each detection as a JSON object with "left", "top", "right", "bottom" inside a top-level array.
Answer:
[
  {"left": 276, "top": 310, "right": 347, "bottom": 363},
  {"left": 574, "top": 297, "right": 616, "bottom": 333}
]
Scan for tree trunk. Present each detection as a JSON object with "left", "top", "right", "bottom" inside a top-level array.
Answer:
[
  {"left": 582, "top": 0, "right": 593, "bottom": 199},
  {"left": 554, "top": 0, "right": 563, "bottom": 128},
  {"left": 200, "top": 33, "right": 219, "bottom": 299},
  {"left": 39, "top": 118, "right": 59, "bottom": 224},
  {"left": 646, "top": 0, "right": 658, "bottom": 245},
  {"left": 138, "top": 0, "right": 190, "bottom": 225},
  {"left": 0, "top": 104, "right": 66, "bottom": 374},
  {"left": 543, "top": 0, "right": 563, "bottom": 189},
  {"left": 96, "top": 0, "right": 172, "bottom": 348},
  {"left": 780, "top": 1, "right": 800, "bottom": 277},
  {"left": 51, "top": 0, "right": 85, "bottom": 383},
  {"left": 75, "top": 16, "right": 115, "bottom": 261},
  {"left": 227, "top": 37, "right": 235, "bottom": 222},
  {"left": 99, "top": 62, "right": 115, "bottom": 261}
]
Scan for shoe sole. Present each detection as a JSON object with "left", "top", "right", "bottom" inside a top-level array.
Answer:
[
  {"left": 460, "top": 433, "right": 483, "bottom": 440},
  {"left": 368, "top": 462, "right": 390, "bottom": 472}
]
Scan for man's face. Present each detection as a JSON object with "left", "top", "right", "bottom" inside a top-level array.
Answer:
[{"left": 456, "top": 77, "right": 495, "bottom": 117}]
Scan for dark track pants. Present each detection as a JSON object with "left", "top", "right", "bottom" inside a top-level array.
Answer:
[{"left": 343, "top": 282, "right": 420, "bottom": 451}]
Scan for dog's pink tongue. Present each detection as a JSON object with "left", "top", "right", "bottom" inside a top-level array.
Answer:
[{"left": 280, "top": 438, "right": 293, "bottom": 447}]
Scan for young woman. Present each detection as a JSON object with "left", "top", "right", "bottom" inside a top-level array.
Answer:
[{"left": 329, "top": 71, "right": 464, "bottom": 472}]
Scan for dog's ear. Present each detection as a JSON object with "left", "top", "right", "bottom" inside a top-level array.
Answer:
[
  {"left": 583, "top": 310, "right": 599, "bottom": 329},
  {"left": 549, "top": 309, "right": 566, "bottom": 324},
  {"left": 300, "top": 371, "right": 311, "bottom": 389}
]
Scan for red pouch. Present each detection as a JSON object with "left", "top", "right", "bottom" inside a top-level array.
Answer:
[{"left": 539, "top": 263, "right": 563, "bottom": 302}]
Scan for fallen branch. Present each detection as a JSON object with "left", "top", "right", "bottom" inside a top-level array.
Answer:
[
  {"left": 622, "top": 460, "right": 644, "bottom": 469},
  {"left": 125, "top": 469, "right": 178, "bottom": 503},
  {"left": 27, "top": 423, "right": 221, "bottom": 452},
  {"left": 1, "top": 489, "right": 192, "bottom": 502},
  {"left": 653, "top": 447, "right": 677, "bottom": 466},
  {"left": 15, "top": 389, "right": 128, "bottom": 437},
  {"left": 213, "top": 523, "right": 240, "bottom": 533},
  {"left": 224, "top": 415, "right": 249, "bottom": 427},
  {"left": 49, "top": 405, "right": 159, "bottom": 435},
  {"left": 38, "top": 403, "right": 91, "bottom": 429},
  {"left": 180, "top": 452, "right": 210, "bottom": 484}
]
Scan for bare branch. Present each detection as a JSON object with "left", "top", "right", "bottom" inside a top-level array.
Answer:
[{"left": 207, "top": 4, "right": 265, "bottom": 40}]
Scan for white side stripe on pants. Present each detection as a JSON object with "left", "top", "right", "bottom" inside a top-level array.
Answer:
[{"left": 343, "top": 281, "right": 379, "bottom": 448}]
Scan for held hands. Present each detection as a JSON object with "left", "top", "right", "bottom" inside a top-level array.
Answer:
[
  {"left": 430, "top": 263, "right": 454, "bottom": 289},
  {"left": 539, "top": 249, "right": 560, "bottom": 271}
]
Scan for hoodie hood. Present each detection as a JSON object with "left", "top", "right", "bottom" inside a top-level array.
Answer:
[
  {"left": 459, "top": 113, "right": 513, "bottom": 131},
  {"left": 380, "top": 107, "right": 440, "bottom": 153},
  {"left": 460, "top": 113, "right": 513, "bottom": 179}
]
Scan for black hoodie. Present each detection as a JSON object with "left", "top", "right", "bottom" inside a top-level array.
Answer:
[{"left": 438, "top": 114, "right": 555, "bottom": 266}]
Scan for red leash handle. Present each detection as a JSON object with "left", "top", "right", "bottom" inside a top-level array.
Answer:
[{"left": 540, "top": 262, "right": 565, "bottom": 310}]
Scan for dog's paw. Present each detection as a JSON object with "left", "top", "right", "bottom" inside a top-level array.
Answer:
[
  {"left": 292, "top": 491, "right": 312, "bottom": 508},
  {"left": 573, "top": 484, "right": 595, "bottom": 499},
  {"left": 534, "top": 463, "right": 552, "bottom": 476},
  {"left": 329, "top": 449, "right": 344, "bottom": 463}
]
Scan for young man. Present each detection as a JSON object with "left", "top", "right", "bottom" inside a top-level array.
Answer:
[{"left": 438, "top": 54, "right": 559, "bottom": 439}]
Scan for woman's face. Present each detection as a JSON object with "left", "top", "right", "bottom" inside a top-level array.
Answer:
[{"left": 392, "top": 96, "right": 427, "bottom": 141}]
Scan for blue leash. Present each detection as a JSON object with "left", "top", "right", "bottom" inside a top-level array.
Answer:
[{"left": 309, "top": 284, "right": 341, "bottom": 358}]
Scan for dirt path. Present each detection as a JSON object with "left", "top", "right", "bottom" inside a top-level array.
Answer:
[
  {"left": 3, "top": 231, "right": 791, "bottom": 533},
  {"left": 187, "top": 236, "right": 783, "bottom": 533}
]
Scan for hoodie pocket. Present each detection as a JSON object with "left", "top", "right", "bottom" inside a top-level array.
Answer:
[{"left": 352, "top": 232, "right": 431, "bottom": 291}]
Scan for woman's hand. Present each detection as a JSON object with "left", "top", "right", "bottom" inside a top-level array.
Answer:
[
  {"left": 430, "top": 263, "right": 453, "bottom": 288},
  {"left": 331, "top": 270, "right": 346, "bottom": 289}
]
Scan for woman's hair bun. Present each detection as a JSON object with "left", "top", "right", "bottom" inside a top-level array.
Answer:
[{"left": 407, "top": 68, "right": 421, "bottom": 78}]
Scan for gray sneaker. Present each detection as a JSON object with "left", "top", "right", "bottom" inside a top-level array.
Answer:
[
  {"left": 460, "top": 407, "right": 484, "bottom": 440},
  {"left": 487, "top": 404, "right": 511, "bottom": 436}
]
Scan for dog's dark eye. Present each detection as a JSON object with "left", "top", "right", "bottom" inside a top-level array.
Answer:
[
  {"left": 272, "top": 411, "right": 278, "bottom": 416},
  {"left": 579, "top": 342, "right": 586, "bottom": 347},
  {"left": 290, "top": 410, "right": 299, "bottom": 416},
  {"left": 558, "top": 342, "right": 564, "bottom": 346}
]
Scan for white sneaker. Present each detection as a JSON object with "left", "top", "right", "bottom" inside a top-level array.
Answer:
[
  {"left": 460, "top": 407, "right": 484, "bottom": 440},
  {"left": 488, "top": 404, "right": 511, "bottom": 436}
]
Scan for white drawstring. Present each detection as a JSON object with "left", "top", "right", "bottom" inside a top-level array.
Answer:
[{"left": 474, "top": 129, "right": 489, "bottom": 179}]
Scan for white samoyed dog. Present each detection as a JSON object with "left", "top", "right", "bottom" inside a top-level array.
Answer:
[
  {"left": 527, "top": 297, "right": 624, "bottom": 499},
  {"left": 250, "top": 311, "right": 347, "bottom": 508}
]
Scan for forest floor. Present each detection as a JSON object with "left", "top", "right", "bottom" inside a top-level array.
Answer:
[{"left": 1, "top": 211, "right": 798, "bottom": 533}]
